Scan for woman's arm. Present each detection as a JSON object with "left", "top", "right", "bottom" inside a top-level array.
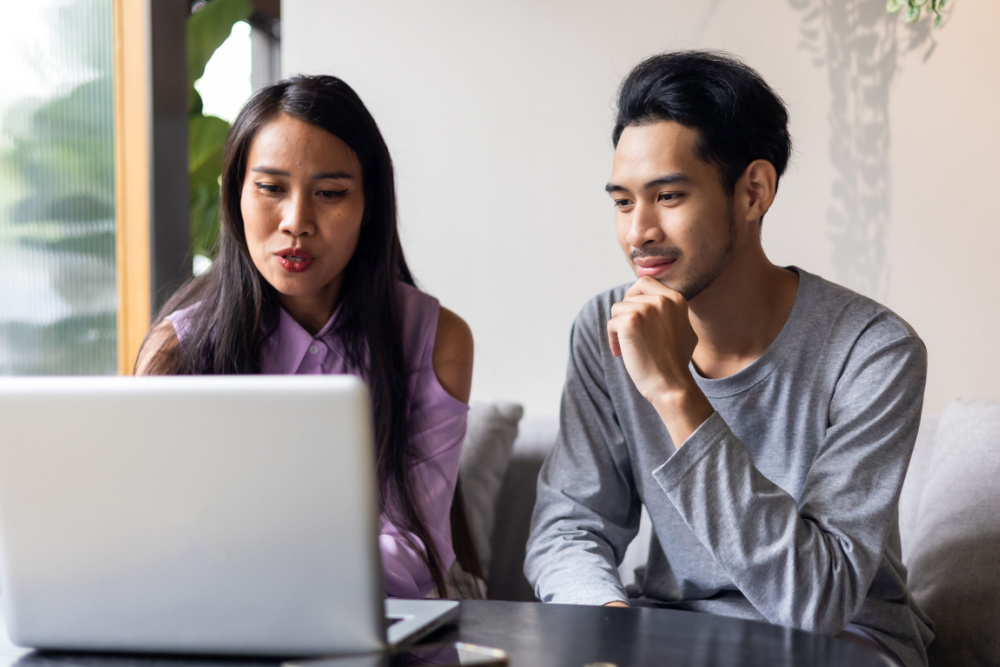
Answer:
[
  {"left": 431, "top": 306, "right": 474, "bottom": 403},
  {"left": 133, "top": 320, "right": 180, "bottom": 375},
  {"left": 380, "top": 305, "right": 474, "bottom": 598}
]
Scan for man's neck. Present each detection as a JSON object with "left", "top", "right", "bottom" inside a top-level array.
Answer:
[{"left": 688, "top": 249, "right": 799, "bottom": 380}]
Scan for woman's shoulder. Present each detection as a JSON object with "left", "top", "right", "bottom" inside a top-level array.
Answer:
[
  {"left": 394, "top": 281, "right": 436, "bottom": 327},
  {"left": 394, "top": 282, "right": 473, "bottom": 404},
  {"left": 431, "top": 306, "right": 473, "bottom": 404},
  {"left": 394, "top": 282, "right": 439, "bottom": 358},
  {"left": 163, "top": 301, "right": 204, "bottom": 344},
  {"left": 394, "top": 283, "right": 469, "bottom": 355},
  {"left": 134, "top": 318, "right": 180, "bottom": 375},
  {"left": 134, "top": 301, "right": 206, "bottom": 375}
]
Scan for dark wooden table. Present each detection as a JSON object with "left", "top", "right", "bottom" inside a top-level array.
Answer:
[
  {"left": 1, "top": 600, "right": 888, "bottom": 667},
  {"left": 435, "top": 600, "right": 887, "bottom": 666}
]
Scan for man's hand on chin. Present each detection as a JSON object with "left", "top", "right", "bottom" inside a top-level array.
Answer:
[{"left": 607, "top": 277, "right": 714, "bottom": 448}]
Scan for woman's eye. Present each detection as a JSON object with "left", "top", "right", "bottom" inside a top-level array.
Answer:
[
  {"left": 254, "top": 182, "right": 281, "bottom": 193},
  {"left": 317, "top": 189, "right": 349, "bottom": 199}
]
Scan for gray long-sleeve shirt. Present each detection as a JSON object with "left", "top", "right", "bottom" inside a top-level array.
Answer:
[{"left": 525, "top": 268, "right": 934, "bottom": 667}]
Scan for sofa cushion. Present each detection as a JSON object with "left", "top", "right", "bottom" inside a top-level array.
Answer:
[
  {"left": 460, "top": 401, "right": 523, "bottom": 576},
  {"left": 487, "top": 413, "right": 558, "bottom": 601},
  {"left": 907, "top": 399, "right": 1000, "bottom": 666}
]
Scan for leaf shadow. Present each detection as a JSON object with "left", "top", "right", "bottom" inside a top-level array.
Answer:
[{"left": 790, "top": 0, "right": 938, "bottom": 297}]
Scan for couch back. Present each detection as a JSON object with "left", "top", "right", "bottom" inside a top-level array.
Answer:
[{"left": 896, "top": 401, "right": 1000, "bottom": 666}]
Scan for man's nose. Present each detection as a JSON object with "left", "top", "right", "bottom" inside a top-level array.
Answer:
[{"left": 625, "top": 200, "right": 664, "bottom": 249}]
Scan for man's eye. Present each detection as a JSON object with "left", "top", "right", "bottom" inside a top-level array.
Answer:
[
  {"left": 659, "top": 192, "right": 681, "bottom": 203},
  {"left": 318, "top": 189, "right": 349, "bottom": 199},
  {"left": 613, "top": 199, "right": 633, "bottom": 209}
]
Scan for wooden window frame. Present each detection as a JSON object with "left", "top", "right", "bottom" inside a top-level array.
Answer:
[{"left": 112, "top": 0, "right": 191, "bottom": 375}]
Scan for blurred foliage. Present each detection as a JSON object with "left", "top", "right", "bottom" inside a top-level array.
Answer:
[
  {"left": 188, "top": 0, "right": 253, "bottom": 258},
  {"left": 0, "top": 0, "right": 252, "bottom": 374},
  {"left": 887, "top": 0, "right": 948, "bottom": 27},
  {"left": 0, "top": 0, "right": 116, "bottom": 375}
]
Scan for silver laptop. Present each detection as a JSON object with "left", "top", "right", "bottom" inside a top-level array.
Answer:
[{"left": 0, "top": 375, "right": 457, "bottom": 656}]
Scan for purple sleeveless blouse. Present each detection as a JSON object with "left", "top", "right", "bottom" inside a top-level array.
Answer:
[{"left": 167, "top": 282, "right": 469, "bottom": 598}]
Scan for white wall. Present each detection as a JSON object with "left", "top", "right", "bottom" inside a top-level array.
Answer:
[{"left": 283, "top": 1, "right": 1000, "bottom": 418}]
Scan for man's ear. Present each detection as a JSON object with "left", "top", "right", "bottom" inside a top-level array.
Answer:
[{"left": 735, "top": 159, "right": 777, "bottom": 227}]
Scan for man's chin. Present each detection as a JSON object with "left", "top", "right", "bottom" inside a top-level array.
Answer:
[{"left": 652, "top": 277, "right": 689, "bottom": 300}]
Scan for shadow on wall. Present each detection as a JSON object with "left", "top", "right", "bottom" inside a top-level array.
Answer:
[{"left": 790, "top": 0, "right": 937, "bottom": 298}]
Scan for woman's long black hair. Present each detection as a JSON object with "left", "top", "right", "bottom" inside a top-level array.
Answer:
[{"left": 139, "top": 75, "right": 448, "bottom": 596}]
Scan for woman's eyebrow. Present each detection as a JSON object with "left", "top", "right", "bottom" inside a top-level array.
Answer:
[
  {"left": 250, "top": 166, "right": 289, "bottom": 176},
  {"left": 313, "top": 171, "right": 354, "bottom": 180},
  {"left": 248, "top": 167, "right": 355, "bottom": 180}
]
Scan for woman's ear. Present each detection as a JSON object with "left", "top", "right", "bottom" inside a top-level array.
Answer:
[{"left": 736, "top": 159, "right": 777, "bottom": 228}]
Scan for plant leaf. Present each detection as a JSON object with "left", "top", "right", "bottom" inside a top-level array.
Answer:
[
  {"left": 190, "top": 181, "right": 221, "bottom": 258},
  {"left": 187, "top": 0, "right": 252, "bottom": 112},
  {"left": 905, "top": 4, "right": 921, "bottom": 21},
  {"left": 188, "top": 113, "right": 230, "bottom": 255},
  {"left": 886, "top": 0, "right": 905, "bottom": 12},
  {"left": 189, "top": 114, "right": 230, "bottom": 185}
]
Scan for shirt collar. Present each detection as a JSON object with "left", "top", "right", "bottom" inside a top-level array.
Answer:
[{"left": 261, "top": 305, "right": 344, "bottom": 372}]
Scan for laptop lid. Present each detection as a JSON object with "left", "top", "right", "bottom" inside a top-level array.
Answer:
[{"left": 0, "top": 375, "right": 393, "bottom": 656}]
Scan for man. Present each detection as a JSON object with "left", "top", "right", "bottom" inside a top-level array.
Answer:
[{"left": 524, "top": 51, "right": 934, "bottom": 667}]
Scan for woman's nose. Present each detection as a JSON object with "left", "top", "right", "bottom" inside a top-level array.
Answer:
[{"left": 278, "top": 193, "right": 316, "bottom": 237}]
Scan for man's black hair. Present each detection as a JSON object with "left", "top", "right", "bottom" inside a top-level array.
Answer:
[{"left": 613, "top": 50, "right": 792, "bottom": 195}]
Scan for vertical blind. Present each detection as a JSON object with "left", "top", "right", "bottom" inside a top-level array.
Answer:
[{"left": 0, "top": 0, "right": 116, "bottom": 374}]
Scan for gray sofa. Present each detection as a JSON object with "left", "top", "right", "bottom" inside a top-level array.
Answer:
[{"left": 464, "top": 400, "right": 1000, "bottom": 667}]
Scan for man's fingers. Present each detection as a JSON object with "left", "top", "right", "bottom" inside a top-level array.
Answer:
[
  {"left": 610, "top": 297, "right": 658, "bottom": 318},
  {"left": 609, "top": 278, "right": 692, "bottom": 362},
  {"left": 607, "top": 325, "right": 622, "bottom": 358},
  {"left": 624, "top": 277, "right": 658, "bottom": 298},
  {"left": 625, "top": 276, "right": 681, "bottom": 299}
]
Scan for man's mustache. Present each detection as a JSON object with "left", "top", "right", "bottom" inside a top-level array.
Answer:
[{"left": 630, "top": 247, "right": 682, "bottom": 262}]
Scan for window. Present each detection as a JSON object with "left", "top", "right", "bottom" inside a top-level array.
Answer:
[
  {"left": 0, "top": 0, "right": 280, "bottom": 376},
  {"left": 0, "top": 0, "right": 116, "bottom": 375}
]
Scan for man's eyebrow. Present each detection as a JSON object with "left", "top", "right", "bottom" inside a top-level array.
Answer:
[
  {"left": 249, "top": 167, "right": 355, "bottom": 180},
  {"left": 643, "top": 173, "right": 693, "bottom": 189},
  {"left": 605, "top": 172, "right": 693, "bottom": 194}
]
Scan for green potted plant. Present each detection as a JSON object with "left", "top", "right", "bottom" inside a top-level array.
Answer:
[
  {"left": 887, "top": 0, "right": 948, "bottom": 27},
  {"left": 188, "top": 0, "right": 252, "bottom": 262}
]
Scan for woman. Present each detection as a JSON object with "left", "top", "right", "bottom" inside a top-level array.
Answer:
[{"left": 135, "top": 75, "right": 475, "bottom": 600}]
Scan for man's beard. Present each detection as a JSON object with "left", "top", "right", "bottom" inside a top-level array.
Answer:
[{"left": 667, "top": 210, "right": 737, "bottom": 301}]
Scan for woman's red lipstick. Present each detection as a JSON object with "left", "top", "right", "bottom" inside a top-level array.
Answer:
[{"left": 276, "top": 248, "right": 315, "bottom": 272}]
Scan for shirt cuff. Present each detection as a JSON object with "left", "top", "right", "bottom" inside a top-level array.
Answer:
[
  {"left": 541, "top": 581, "right": 630, "bottom": 606},
  {"left": 651, "top": 411, "right": 731, "bottom": 492}
]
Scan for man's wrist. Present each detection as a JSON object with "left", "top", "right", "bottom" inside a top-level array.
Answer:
[{"left": 649, "top": 384, "right": 714, "bottom": 449}]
